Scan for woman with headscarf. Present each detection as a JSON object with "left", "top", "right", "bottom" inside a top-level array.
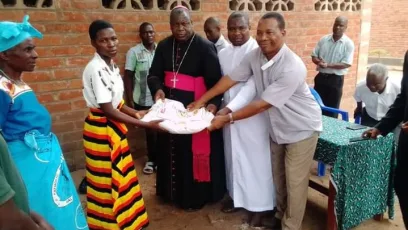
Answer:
[
  {"left": 81, "top": 20, "right": 160, "bottom": 230},
  {"left": 0, "top": 16, "right": 88, "bottom": 229}
]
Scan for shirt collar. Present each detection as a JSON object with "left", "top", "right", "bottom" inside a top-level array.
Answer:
[
  {"left": 215, "top": 35, "right": 226, "bottom": 47},
  {"left": 94, "top": 52, "right": 118, "bottom": 73},
  {"left": 382, "top": 78, "right": 392, "bottom": 94},
  {"left": 141, "top": 43, "right": 157, "bottom": 52},
  {"left": 330, "top": 34, "right": 346, "bottom": 43},
  {"left": 261, "top": 44, "right": 287, "bottom": 71}
]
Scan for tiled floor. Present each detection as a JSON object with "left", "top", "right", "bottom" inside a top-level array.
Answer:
[{"left": 71, "top": 159, "right": 405, "bottom": 230}]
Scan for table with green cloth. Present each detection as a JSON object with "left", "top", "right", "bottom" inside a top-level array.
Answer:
[{"left": 314, "top": 116, "right": 396, "bottom": 230}]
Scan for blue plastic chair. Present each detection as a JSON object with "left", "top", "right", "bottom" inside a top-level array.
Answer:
[
  {"left": 354, "top": 115, "right": 361, "bottom": 124},
  {"left": 309, "top": 87, "right": 350, "bottom": 177},
  {"left": 309, "top": 87, "right": 349, "bottom": 122}
]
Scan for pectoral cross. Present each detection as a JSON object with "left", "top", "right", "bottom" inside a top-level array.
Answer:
[{"left": 171, "top": 76, "right": 179, "bottom": 88}]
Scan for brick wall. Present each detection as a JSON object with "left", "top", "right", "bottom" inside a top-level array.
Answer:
[
  {"left": 369, "top": 0, "right": 408, "bottom": 59},
  {"left": 0, "top": 0, "right": 362, "bottom": 170}
]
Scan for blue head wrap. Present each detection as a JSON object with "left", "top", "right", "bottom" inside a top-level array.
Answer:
[{"left": 0, "top": 15, "right": 43, "bottom": 52}]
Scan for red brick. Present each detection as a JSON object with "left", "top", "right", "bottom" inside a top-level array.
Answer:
[
  {"left": 52, "top": 121, "right": 75, "bottom": 133},
  {"left": 58, "top": 90, "right": 83, "bottom": 101},
  {"left": 0, "top": 10, "right": 25, "bottom": 21},
  {"left": 29, "top": 11, "right": 57, "bottom": 22},
  {"left": 56, "top": 110, "right": 87, "bottom": 122},
  {"left": 71, "top": 0, "right": 100, "bottom": 10},
  {"left": 23, "top": 71, "right": 54, "bottom": 82},
  {"left": 45, "top": 102, "right": 72, "bottom": 113},
  {"left": 37, "top": 81, "right": 68, "bottom": 92},
  {"left": 66, "top": 57, "right": 90, "bottom": 67},
  {"left": 62, "top": 34, "right": 90, "bottom": 45},
  {"left": 43, "top": 24, "right": 89, "bottom": 33},
  {"left": 68, "top": 79, "right": 84, "bottom": 89},
  {"left": 61, "top": 130, "right": 83, "bottom": 142},
  {"left": 36, "top": 92, "right": 56, "bottom": 103},
  {"left": 36, "top": 34, "right": 65, "bottom": 46},
  {"left": 50, "top": 47, "right": 83, "bottom": 56},
  {"left": 72, "top": 100, "right": 87, "bottom": 110},
  {"left": 53, "top": 69, "right": 82, "bottom": 80},
  {"left": 36, "top": 58, "right": 65, "bottom": 69},
  {"left": 60, "top": 12, "right": 88, "bottom": 22}
]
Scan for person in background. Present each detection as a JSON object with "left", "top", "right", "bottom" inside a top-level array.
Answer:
[
  {"left": 82, "top": 20, "right": 161, "bottom": 229},
  {"left": 189, "top": 12, "right": 322, "bottom": 230},
  {"left": 354, "top": 63, "right": 401, "bottom": 128},
  {"left": 0, "top": 15, "right": 88, "bottom": 230},
  {"left": 147, "top": 6, "right": 226, "bottom": 212},
  {"left": 363, "top": 51, "right": 408, "bottom": 229},
  {"left": 204, "top": 17, "right": 230, "bottom": 52},
  {"left": 124, "top": 22, "right": 158, "bottom": 175},
  {"left": 216, "top": 11, "right": 275, "bottom": 227},
  {"left": 311, "top": 16, "right": 355, "bottom": 117},
  {"left": 0, "top": 134, "right": 53, "bottom": 230}
]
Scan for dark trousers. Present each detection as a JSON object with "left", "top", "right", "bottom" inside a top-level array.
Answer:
[
  {"left": 395, "top": 160, "right": 408, "bottom": 228},
  {"left": 314, "top": 72, "right": 344, "bottom": 118},
  {"left": 360, "top": 108, "right": 379, "bottom": 127},
  {"left": 134, "top": 103, "right": 158, "bottom": 164}
]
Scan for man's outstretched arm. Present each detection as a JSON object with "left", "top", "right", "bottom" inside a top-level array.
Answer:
[{"left": 188, "top": 75, "right": 237, "bottom": 110}]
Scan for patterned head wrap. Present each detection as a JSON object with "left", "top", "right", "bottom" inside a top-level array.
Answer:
[{"left": 0, "top": 15, "right": 43, "bottom": 52}]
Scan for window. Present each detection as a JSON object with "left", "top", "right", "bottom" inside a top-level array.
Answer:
[
  {"left": 0, "top": 0, "right": 53, "bottom": 8},
  {"left": 103, "top": 0, "right": 200, "bottom": 11},
  {"left": 314, "top": 0, "right": 361, "bottom": 12},
  {"left": 229, "top": 0, "right": 294, "bottom": 12}
]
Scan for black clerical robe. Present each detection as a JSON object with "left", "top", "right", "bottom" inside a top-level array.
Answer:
[
  {"left": 147, "top": 34, "right": 226, "bottom": 209},
  {"left": 375, "top": 51, "right": 408, "bottom": 227}
]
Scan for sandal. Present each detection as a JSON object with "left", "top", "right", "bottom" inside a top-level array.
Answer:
[{"left": 143, "top": 161, "right": 155, "bottom": 175}]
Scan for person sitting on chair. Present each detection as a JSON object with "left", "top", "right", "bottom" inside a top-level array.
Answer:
[{"left": 354, "top": 63, "right": 401, "bottom": 127}]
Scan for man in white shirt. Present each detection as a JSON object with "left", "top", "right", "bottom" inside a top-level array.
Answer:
[
  {"left": 216, "top": 12, "right": 275, "bottom": 227},
  {"left": 354, "top": 63, "right": 401, "bottom": 126},
  {"left": 311, "top": 16, "right": 355, "bottom": 117},
  {"left": 204, "top": 17, "right": 230, "bottom": 52},
  {"left": 189, "top": 12, "right": 322, "bottom": 230}
]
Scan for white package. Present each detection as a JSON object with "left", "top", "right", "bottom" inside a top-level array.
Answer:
[{"left": 140, "top": 99, "right": 214, "bottom": 134}]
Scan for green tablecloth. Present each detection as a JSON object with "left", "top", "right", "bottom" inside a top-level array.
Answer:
[{"left": 314, "top": 116, "right": 395, "bottom": 230}]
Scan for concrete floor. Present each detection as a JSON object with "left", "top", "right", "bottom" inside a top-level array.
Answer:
[{"left": 71, "top": 158, "right": 405, "bottom": 230}]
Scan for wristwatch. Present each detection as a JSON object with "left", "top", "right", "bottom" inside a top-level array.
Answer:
[{"left": 228, "top": 113, "right": 234, "bottom": 124}]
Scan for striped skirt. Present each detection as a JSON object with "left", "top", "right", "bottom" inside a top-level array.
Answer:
[{"left": 83, "top": 103, "right": 149, "bottom": 230}]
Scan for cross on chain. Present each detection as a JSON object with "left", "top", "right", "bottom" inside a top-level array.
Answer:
[{"left": 171, "top": 77, "right": 179, "bottom": 88}]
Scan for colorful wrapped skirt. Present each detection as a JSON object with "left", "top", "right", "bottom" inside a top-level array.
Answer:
[
  {"left": 83, "top": 105, "right": 149, "bottom": 230},
  {"left": 7, "top": 130, "right": 88, "bottom": 230}
]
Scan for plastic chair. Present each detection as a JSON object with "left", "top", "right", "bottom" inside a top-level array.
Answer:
[
  {"left": 354, "top": 115, "right": 361, "bottom": 124},
  {"left": 309, "top": 87, "right": 350, "bottom": 177},
  {"left": 309, "top": 87, "right": 349, "bottom": 122}
]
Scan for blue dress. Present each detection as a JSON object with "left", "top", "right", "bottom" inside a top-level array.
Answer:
[{"left": 0, "top": 75, "right": 88, "bottom": 230}]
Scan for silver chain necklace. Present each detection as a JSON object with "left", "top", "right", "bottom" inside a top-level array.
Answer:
[
  {"left": 171, "top": 33, "right": 196, "bottom": 88},
  {"left": 0, "top": 69, "right": 25, "bottom": 85}
]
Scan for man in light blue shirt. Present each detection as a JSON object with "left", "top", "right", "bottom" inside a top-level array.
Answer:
[
  {"left": 124, "top": 22, "right": 158, "bottom": 175},
  {"left": 311, "top": 16, "right": 355, "bottom": 117}
]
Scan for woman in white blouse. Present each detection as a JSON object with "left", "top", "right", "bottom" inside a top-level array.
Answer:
[{"left": 80, "top": 20, "right": 160, "bottom": 230}]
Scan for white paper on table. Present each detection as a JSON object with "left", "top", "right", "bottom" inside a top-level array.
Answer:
[{"left": 141, "top": 99, "right": 214, "bottom": 134}]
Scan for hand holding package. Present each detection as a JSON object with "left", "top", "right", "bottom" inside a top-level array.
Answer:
[{"left": 141, "top": 99, "right": 214, "bottom": 134}]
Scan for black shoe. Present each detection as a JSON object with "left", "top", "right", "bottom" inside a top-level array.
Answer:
[
  {"left": 184, "top": 203, "right": 205, "bottom": 212},
  {"left": 78, "top": 177, "right": 87, "bottom": 194},
  {"left": 221, "top": 199, "right": 240, "bottom": 213}
]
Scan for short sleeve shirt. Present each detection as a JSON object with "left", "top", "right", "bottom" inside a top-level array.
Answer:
[
  {"left": 229, "top": 45, "right": 323, "bottom": 144},
  {"left": 354, "top": 78, "right": 401, "bottom": 120},
  {"left": 82, "top": 53, "right": 124, "bottom": 109},
  {"left": 125, "top": 44, "right": 155, "bottom": 106},
  {"left": 311, "top": 34, "right": 355, "bottom": 76}
]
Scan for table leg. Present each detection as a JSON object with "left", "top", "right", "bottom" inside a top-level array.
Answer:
[
  {"left": 374, "top": 214, "right": 384, "bottom": 221},
  {"left": 327, "top": 179, "right": 337, "bottom": 230}
]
